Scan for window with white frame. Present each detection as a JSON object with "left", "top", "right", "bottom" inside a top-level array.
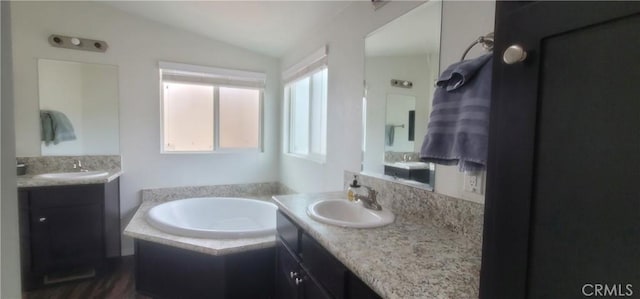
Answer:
[
  {"left": 283, "top": 47, "right": 328, "bottom": 162},
  {"left": 159, "top": 61, "right": 264, "bottom": 153}
]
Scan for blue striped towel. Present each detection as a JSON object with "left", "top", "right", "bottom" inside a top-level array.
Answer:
[{"left": 420, "top": 54, "right": 493, "bottom": 171}]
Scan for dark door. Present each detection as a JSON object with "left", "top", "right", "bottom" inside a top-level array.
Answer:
[
  {"left": 30, "top": 185, "right": 104, "bottom": 274},
  {"left": 481, "top": 2, "right": 640, "bottom": 298}
]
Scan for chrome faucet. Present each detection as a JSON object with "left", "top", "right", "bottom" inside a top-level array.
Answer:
[
  {"left": 353, "top": 186, "right": 382, "bottom": 211},
  {"left": 73, "top": 160, "right": 87, "bottom": 172}
]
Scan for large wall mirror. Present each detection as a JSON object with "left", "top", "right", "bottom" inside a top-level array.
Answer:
[
  {"left": 362, "top": 1, "right": 441, "bottom": 188},
  {"left": 38, "top": 59, "right": 120, "bottom": 155}
]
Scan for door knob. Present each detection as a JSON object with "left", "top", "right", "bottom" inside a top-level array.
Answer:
[
  {"left": 39, "top": 217, "right": 47, "bottom": 223},
  {"left": 295, "top": 277, "right": 304, "bottom": 285},
  {"left": 503, "top": 45, "right": 527, "bottom": 64},
  {"left": 289, "top": 271, "right": 298, "bottom": 279}
]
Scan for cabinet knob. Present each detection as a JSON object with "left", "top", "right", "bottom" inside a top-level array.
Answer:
[
  {"left": 289, "top": 271, "right": 298, "bottom": 279},
  {"left": 39, "top": 217, "right": 47, "bottom": 223},
  {"left": 295, "top": 277, "right": 304, "bottom": 285},
  {"left": 503, "top": 45, "right": 528, "bottom": 64}
]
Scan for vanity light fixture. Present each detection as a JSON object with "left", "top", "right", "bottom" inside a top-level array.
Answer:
[
  {"left": 48, "top": 34, "right": 108, "bottom": 53},
  {"left": 390, "top": 79, "right": 413, "bottom": 89}
]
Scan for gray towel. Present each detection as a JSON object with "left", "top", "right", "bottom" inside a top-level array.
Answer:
[
  {"left": 420, "top": 54, "right": 492, "bottom": 171},
  {"left": 40, "top": 110, "right": 77, "bottom": 145},
  {"left": 385, "top": 125, "right": 395, "bottom": 146}
]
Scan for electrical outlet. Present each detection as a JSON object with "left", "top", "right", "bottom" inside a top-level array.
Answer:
[{"left": 463, "top": 171, "right": 484, "bottom": 195}]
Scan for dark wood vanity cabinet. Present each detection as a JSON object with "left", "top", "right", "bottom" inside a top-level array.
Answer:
[
  {"left": 276, "top": 211, "right": 381, "bottom": 299},
  {"left": 481, "top": 2, "right": 640, "bottom": 298},
  {"left": 19, "top": 178, "right": 121, "bottom": 290}
]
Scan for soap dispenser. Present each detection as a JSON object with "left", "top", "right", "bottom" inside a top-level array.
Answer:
[{"left": 347, "top": 175, "right": 366, "bottom": 202}]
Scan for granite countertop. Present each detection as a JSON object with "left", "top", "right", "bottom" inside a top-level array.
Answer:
[
  {"left": 17, "top": 170, "right": 123, "bottom": 188},
  {"left": 123, "top": 199, "right": 275, "bottom": 256},
  {"left": 272, "top": 192, "right": 482, "bottom": 299}
]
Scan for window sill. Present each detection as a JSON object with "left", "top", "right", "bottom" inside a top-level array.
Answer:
[
  {"left": 283, "top": 152, "right": 326, "bottom": 164},
  {"left": 161, "top": 148, "right": 262, "bottom": 154}
]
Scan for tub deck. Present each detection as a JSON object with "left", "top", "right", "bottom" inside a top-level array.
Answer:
[{"left": 124, "top": 199, "right": 275, "bottom": 256}]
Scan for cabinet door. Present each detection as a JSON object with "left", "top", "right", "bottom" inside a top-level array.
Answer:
[
  {"left": 29, "top": 185, "right": 104, "bottom": 274},
  {"left": 276, "top": 239, "right": 301, "bottom": 299},
  {"left": 303, "top": 274, "right": 332, "bottom": 299},
  {"left": 347, "top": 273, "right": 381, "bottom": 299},
  {"left": 302, "top": 233, "right": 347, "bottom": 299},
  {"left": 481, "top": 2, "right": 640, "bottom": 298}
]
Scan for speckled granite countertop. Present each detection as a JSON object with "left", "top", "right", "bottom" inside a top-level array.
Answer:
[
  {"left": 272, "top": 192, "right": 481, "bottom": 299},
  {"left": 17, "top": 170, "right": 123, "bottom": 188},
  {"left": 123, "top": 199, "right": 276, "bottom": 256}
]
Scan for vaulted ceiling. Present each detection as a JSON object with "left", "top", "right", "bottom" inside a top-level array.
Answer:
[{"left": 104, "top": 1, "right": 354, "bottom": 58}]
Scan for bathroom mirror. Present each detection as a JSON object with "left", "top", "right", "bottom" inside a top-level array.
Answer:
[
  {"left": 38, "top": 59, "right": 120, "bottom": 155},
  {"left": 362, "top": 1, "right": 441, "bottom": 188}
]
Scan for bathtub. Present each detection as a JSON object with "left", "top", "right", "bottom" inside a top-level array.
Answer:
[{"left": 146, "top": 197, "right": 277, "bottom": 238}]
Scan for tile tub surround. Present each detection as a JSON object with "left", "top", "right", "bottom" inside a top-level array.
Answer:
[
  {"left": 273, "top": 192, "right": 482, "bottom": 299},
  {"left": 125, "top": 182, "right": 296, "bottom": 256},
  {"left": 17, "top": 155, "right": 122, "bottom": 175},
  {"left": 140, "top": 182, "right": 295, "bottom": 202},
  {"left": 345, "top": 171, "right": 484, "bottom": 247},
  {"left": 124, "top": 200, "right": 275, "bottom": 256}
]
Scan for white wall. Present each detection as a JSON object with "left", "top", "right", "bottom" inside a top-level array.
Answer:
[
  {"left": 11, "top": 1, "right": 281, "bottom": 255},
  {"left": 1, "top": 1, "right": 23, "bottom": 297},
  {"left": 281, "top": 1, "right": 495, "bottom": 203},
  {"left": 434, "top": 1, "right": 495, "bottom": 203},
  {"left": 280, "top": 1, "right": 424, "bottom": 193}
]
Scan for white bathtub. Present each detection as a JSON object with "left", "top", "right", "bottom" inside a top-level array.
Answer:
[{"left": 146, "top": 197, "right": 277, "bottom": 239}]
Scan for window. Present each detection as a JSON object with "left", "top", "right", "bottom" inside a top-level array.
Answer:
[
  {"left": 283, "top": 47, "right": 328, "bottom": 162},
  {"left": 159, "top": 62, "right": 264, "bottom": 153}
]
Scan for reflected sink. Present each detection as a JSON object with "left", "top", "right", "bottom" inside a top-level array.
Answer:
[
  {"left": 386, "top": 161, "right": 431, "bottom": 169},
  {"left": 33, "top": 171, "right": 109, "bottom": 180},
  {"left": 307, "top": 199, "right": 394, "bottom": 228}
]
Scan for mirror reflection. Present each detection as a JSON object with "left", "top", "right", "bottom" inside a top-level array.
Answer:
[
  {"left": 363, "top": 1, "right": 441, "bottom": 187},
  {"left": 38, "top": 59, "right": 120, "bottom": 156},
  {"left": 385, "top": 94, "right": 416, "bottom": 152}
]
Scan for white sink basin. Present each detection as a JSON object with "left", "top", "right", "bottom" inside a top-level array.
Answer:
[
  {"left": 307, "top": 199, "right": 394, "bottom": 228},
  {"left": 33, "top": 171, "right": 109, "bottom": 180}
]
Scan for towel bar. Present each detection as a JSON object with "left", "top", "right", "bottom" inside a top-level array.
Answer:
[{"left": 461, "top": 32, "right": 494, "bottom": 61}]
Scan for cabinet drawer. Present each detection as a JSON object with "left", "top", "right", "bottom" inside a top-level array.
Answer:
[
  {"left": 277, "top": 211, "right": 300, "bottom": 255},
  {"left": 302, "top": 233, "right": 347, "bottom": 299},
  {"left": 29, "top": 184, "right": 103, "bottom": 208}
]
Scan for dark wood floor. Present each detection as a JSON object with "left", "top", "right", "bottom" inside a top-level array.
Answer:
[{"left": 23, "top": 256, "right": 151, "bottom": 299}]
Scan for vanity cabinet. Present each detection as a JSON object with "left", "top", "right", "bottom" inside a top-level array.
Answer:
[
  {"left": 276, "top": 211, "right": 381, "bottom": 299},
  {"left": 383, "top": 165, "right": 430, "bottom": 184},
  {"left": 19, "top": 178, "right": 121, "bottom": 290}
]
